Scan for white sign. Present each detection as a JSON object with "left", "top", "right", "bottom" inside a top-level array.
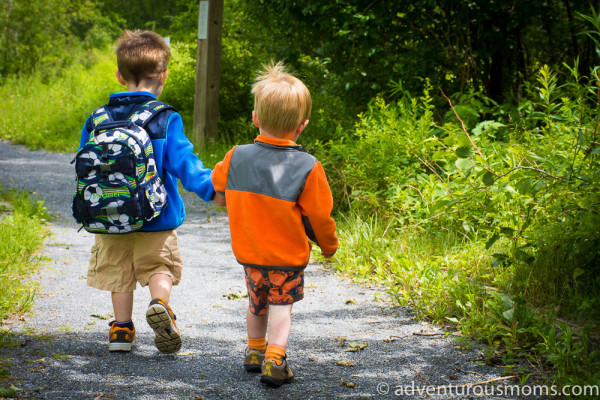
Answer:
[{"left": 198, "top": 1, "right": 209, "bottom": 40}]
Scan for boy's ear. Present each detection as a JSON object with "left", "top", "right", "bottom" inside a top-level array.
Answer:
[
  {"left": 252, "top": 111, "right": 261, "bottom": 128},
  {"left": 296, "top": 120, "right": 309, "bottom": 135},
  {"left": 159, "top": 70, "right": 169, "bottom": 84},
  {"left": 115, "top": 70, "right": 127, "bottom": 86}
]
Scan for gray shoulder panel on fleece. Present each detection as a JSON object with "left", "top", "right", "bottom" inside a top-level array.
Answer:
[{"left": 227, "top": 142, "right": 316, "bottom": 202}]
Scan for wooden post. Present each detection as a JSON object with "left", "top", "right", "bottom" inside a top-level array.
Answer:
[{"left": 192, "top": 0, "right": 224, "bottom": 147}]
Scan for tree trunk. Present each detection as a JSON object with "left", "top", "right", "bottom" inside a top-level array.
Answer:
[{"left": 487, "top": 52, "right": 506, "bottom": 102}]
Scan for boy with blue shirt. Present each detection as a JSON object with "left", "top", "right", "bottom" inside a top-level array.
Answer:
[{"left": 79, "top": 30, "right": 224, "bottom": 353}]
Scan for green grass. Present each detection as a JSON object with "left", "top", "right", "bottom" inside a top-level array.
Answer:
[
  {"left": 0, "top": 187, "right": 50, "bottom": 319},
  {"left": 323, "top": 212, "right": 600, "bottom": 388},
  {"left": 0, "top": 49, "right": 121, "bottom": 152},
  {"left": 0, "top": 187, "right": 49, "bottom": 397}
]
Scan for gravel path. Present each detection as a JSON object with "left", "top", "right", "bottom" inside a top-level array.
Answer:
[{"left": 0, "top": 140, "right": 508, "bottom": 399}]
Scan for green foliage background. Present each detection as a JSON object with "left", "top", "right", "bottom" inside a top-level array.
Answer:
[{"left": 1, "top": 0, "right": 600, "bottom": 388}]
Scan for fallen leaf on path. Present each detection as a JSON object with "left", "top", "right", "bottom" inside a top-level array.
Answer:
[
  {"left": 90, "top": 313, "right": 113, "bottom": 320},
  {"left": 344, "top": 341, "right": 368, "bottom": 352},
  {"left": 335, "top": 361, "right": 355, "bottom": 367},
  {"left": 177, "top": 351, "right": 196, "bottom": 356},
  {"left": 223, "top": 292, "right": 248, "bottom": 300},
  {"left": 345, "top": 299, "right": 356, "bottom": 304},
  {"left": 93, "top": 393, "right": 115, "bottom": 400},
  {"left": 340, "top": 379, "right": 356, "bottom": 387}
]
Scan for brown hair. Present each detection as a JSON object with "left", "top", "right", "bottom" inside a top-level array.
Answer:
[
  {"left": 116, "top": 30, "right": 170, "bottom": 85},
  {"left": 251, "top": 61, "right": 311, "bottom": 135}
]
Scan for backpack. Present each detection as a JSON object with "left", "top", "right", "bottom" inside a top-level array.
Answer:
[{"left": 71, "top": 100, "right": 172, "bottom": 234}]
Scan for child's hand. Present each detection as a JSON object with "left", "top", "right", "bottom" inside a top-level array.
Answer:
[
  {"left": 321, "top": 252, "right": 335, "bottom": 259},
  {"left": 213, "top": 192, "right": 226, "bottom": 207}
]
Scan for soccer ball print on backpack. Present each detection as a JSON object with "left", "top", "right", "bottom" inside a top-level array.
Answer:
[{"left": 72, "top": 101, "right": 170, "bottom": 234}]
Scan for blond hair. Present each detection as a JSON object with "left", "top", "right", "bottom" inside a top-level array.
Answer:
[
  {"left": 251, "top": 61, "right": 312, "bottom": 135},
  {"left": 116, "top": 30, "right": 170, "bottom": 85}
]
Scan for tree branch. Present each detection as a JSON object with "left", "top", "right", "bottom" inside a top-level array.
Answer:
[
  {"left": 493, "top": 166, "right": 564, "bottom": 182},
  {"left": 440, "top": 89, "right": 484, "bottom": 158}
]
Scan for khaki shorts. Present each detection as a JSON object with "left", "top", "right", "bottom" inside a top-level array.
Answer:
[{"left": 87, "top": 229, "right": 183, "bottom": 293}]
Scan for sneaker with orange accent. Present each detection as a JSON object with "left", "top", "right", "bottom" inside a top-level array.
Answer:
[
  {"left": 108, "top": 321, "right": 135, "bottom": 352},
  {"left": 260, "top": 357, "right": 294, "bottom": 387},
  {"left": 244, "top": 347, "right": 265, "bottom": 372},
  {"left": 145, "top": 298, "right": 182, "bottom": 353}
]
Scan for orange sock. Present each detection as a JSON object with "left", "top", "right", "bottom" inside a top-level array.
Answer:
[
  {"left": 265, "top": 344, "right": 286, "bottom": 365},
  {"left": 248, "top": 337, "right": 267, "bottom": 353}
]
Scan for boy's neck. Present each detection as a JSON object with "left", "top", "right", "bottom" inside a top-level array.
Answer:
[
  {"left": 126, "top": 79, "right": 163, "bottom": 97},
  {"left": 116, "top": 70, "right": 166, "bottom": 98},
  {"left": 259, "top": 129, "right": 299, "bottom": 142}
]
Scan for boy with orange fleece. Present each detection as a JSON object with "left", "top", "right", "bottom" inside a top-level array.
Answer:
[{"left": 211, "top": 62, "right": 338, "bottom": 387}]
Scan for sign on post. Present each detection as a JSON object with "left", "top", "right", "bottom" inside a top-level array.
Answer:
[{"left": 197, "top": 1, "right": 208, "bottom": 40}]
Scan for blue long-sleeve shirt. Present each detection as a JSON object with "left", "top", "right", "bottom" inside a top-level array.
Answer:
[{"left": 79, "top": 91, "right": 214, "bottom": 231}]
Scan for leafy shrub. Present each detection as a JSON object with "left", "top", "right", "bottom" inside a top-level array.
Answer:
[
  {"left": 322, "top": 63, "right": 600, "bottom": 289},
  {"left": 319, "top": 62, "right": 600, "bottom": 385},
  {"left": 316, "top": 80, "right": 437, "bottom": 217}
]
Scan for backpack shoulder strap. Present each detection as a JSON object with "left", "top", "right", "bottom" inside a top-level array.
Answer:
[
  {"left": 90, "top": 106, "right": 113, "bottom": 129},
  {"left": 129, "top": 100, "right": 175, "bottom": 128}
]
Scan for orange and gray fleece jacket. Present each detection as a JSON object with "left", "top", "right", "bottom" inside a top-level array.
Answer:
[{"left": 211, "top": 135, "right": 338, "bottom": 271}]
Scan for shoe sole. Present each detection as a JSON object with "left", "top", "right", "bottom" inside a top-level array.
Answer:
[
  {"left": 260, "top": 374, "right": 294, "bottom": 387},
  {"left": 108, "top": 341, "right": 134, "bottom": 352},
  {"left": 146, "top": 303, "right": 182, "bottom": 353}
]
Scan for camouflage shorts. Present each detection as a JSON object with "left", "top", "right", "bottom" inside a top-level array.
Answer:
[{"left": 243, "top": 266, "right": 304, "bottom": 316}]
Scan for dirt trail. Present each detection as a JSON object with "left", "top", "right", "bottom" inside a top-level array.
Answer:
[{"left": 0, "top": 140, "right": 506, "bottom": 399}]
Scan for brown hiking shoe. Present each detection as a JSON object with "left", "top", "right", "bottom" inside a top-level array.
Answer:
[
  {"left": 244, "top": 347, "right": 265, "bottom": 372},
  {"left": 260, "top": 357, "right": 294, "bottom": 387},
  {"left": 145, "top": 298, "right": 182, "bottom": 353},
  {"left": 108, "top": 321, "right": 135, "bottom": 352}
]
